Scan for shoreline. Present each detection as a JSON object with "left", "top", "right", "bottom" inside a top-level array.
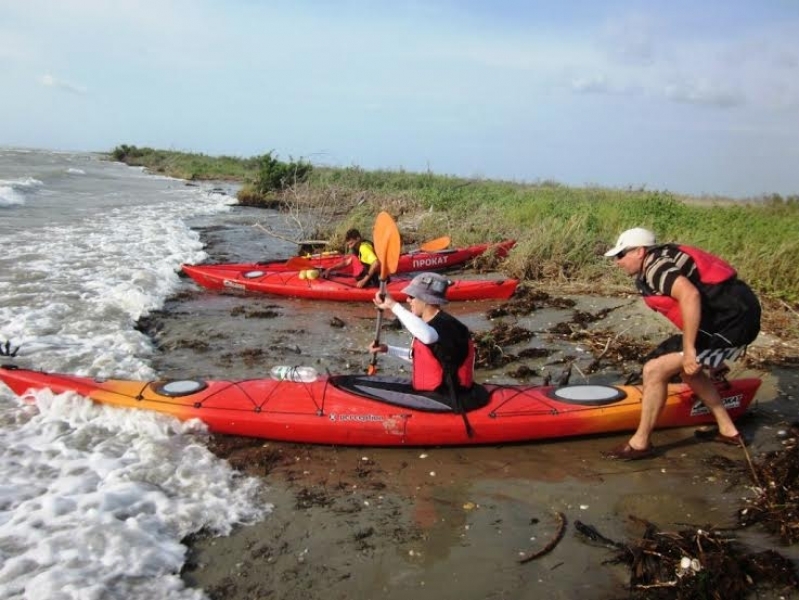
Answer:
[
  {"left": 153, "top": 207, "right": 799, "bottom": 599},
  {"left": 177, "top": 401, "right": 799, "bottom": 600}
]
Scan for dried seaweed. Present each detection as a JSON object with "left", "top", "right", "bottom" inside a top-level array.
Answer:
[
  {"left": 473, "top": 322, "right": 535, "bottom": 368},
  {"left": 485, "top": 286, "right": 574, "bottom": 318},
  {"left": 738, "top": 424, "right": 799, "bottom": 544},
  {"left": 580, "top": 516, "right": 799, "bottom": 599}
]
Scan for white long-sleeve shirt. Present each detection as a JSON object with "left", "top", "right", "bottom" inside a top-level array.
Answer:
[{"left": 383, "top": 303, "right": 439, "bottom": 362}]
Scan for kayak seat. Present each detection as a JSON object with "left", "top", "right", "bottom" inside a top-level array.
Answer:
[
  {"left": 151, "top": 379, "right": 209, "bottom": 396},
  {"left": 330, "top": 375, "right": 489, "bottom": 414},
  {"left": 546, "top": 384, "right": 627, "bottom": 406}
]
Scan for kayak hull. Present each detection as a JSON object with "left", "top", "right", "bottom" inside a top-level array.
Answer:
[
  {"left": 221, "top": 240, "right": 516, "bottom": 274},
  {"left": 0, "top": 366, "right": 760, "bottom": 447},
  {"left": 181, "top": 265, "right": 518, "bottom": 302}
]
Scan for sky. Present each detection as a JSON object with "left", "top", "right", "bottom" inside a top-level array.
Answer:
[{"left": 1, "top": 0, "right": 798, "bottom": 198}]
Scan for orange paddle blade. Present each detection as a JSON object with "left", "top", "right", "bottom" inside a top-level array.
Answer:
[
  {"left": 373, "top": 212, "right": 401, "bottom": 280},
  {"left": 419, "top": 236, "right": 451, "bottom": 252},
  {"left": 285, "top": 256, "right": 316, "bottom": 270}
]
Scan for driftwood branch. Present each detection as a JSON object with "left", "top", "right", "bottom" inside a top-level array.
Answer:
[
  {"left": 518, "top": 511, "right": 567, "bottom": 564},
  {"left": 252, "top": 223, "right": 328, "bottom": 246},
  {"left": 781, "top": 300, "right": 799, "bottom": 320},
  {"left": 634, "top": 581, "right": 678, "bottom": 590}
]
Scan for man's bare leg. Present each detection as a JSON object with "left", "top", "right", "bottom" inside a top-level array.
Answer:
[
  {"left": 682, "top": 369, "right": 740, "bottom": 438},
  {"left": 627, "top": 352, "right": 684, "bottom": 450}
]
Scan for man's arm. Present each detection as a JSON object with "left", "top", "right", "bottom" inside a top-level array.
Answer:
[
  {"left": 670, "top": 275, "right": 702, "bottom": 375},
  {"left": 355, "top": 243, "right": 380, "bottom": 287},
  {"left": 391, "top": 303, "right": 438, "bottom": 344},
  {"left": 358, "top": 258, "right": 380, "bottom": 285},
  {"left": 324, "top": 255, "right": 353, "bottom": 276}
]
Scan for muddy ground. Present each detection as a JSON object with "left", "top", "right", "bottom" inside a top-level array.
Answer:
[{"left": 144, "top": 205, "right": 799, "bottom": 600}]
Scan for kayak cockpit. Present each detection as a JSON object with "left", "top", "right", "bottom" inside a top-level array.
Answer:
[{"left": 329, "top": 375, "right": 490, "bottom": 413}]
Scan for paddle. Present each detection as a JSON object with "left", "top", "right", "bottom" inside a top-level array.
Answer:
[
  {"left": 367, "top": 212, "right": 401, "bottom": 375},
  {"left": 285, "top": 256, "right": 316, "bottom": 270},
  {"left": 418, "top": 236, "right": 451, "bottom": 252},
  {"left": 284, "top": 235, "right": 445, "bottom": 272}
]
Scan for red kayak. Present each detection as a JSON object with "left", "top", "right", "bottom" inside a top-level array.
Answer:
[
  {"left": 0, "top": 365, "right": 760, "bottom": 447},
  {"left": 181, "top": 264, "right": 518, "bottom": 302},
  {"left": 242, "top": 240, "right": 516, "bottom": 274}
]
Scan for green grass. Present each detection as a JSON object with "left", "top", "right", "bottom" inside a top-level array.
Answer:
[
  {"left": 109, "top": 145, "right": 260, "bottom": 181},
  {"left": 108, "top": 145, "right": 799, "bottom": 301}
]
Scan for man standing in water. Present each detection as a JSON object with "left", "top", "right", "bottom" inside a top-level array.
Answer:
[
  {"left": 323, "top": 228, "right": 381, "bottom": 288},
  {"left": 603, "top": 228, "right": 761, "bottom": 460}
]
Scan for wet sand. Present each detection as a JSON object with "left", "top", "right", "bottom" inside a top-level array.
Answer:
[{"left": 155, "top": 206, "right": 799, "bottom": 599}]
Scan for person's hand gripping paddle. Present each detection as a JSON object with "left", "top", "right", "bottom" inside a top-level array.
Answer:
[{"left": 367, "top": 211, "right": 401, "bottom": 375}]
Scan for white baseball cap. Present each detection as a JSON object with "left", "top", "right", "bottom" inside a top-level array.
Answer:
[{"left": 604, "top": 227, "right": 656, "bottom": 257}]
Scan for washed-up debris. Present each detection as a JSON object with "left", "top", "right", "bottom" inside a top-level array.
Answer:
[
  {"left": 477, "top": 322, "right": 535, "bottom": 347},
  {"left": 296, "top": 487, "right": 334, "bottom": 510},
  {"left": 230, "top": 304, "right": 282, "bottom": 319},
  {"left": 506, "top": 365, "right": 538, "bottom": 380},
  {"left": 577, "top": 516, "right": 799, "bottom": 599},
  {"left": 485, "top": 286, "right": 565, "bottom": 318},
  {"left": 574, "top": 520, "right": 625, "bottom": 550},
  {"left": 518, "top": 511, "right": 566, "bottom": 564},
  {"left": 555, "top": 363, "right": 572, "bottom": 387},
  {"left": 517, "top": 347, "right": 552, "bottom": 359},
  {"left": 738, "top": 423, "right": 799, "bottom": 544},
  {"left": 473, "top": 322, "right": 535, "bottom": 368}
]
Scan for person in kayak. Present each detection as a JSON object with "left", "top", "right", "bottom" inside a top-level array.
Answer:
[
  {"left": 322, "top": 228, "right": 381, "bottom": 288},
  {"left": 603, "top": 227, "right": 761, "bottom": 460},
  {"left": 368, "top": 272, "right": 476, "bottom": 409}
]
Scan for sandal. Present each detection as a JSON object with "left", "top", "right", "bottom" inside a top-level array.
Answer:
[
  {"left": 695, "top": 428, "right": 746, "bottom": 446},
  {"left": 602, "top": 442, "right": 655, "bottom": 460},
  {"left": 716, "top": 433, "right": 745, "bottom": 446}
]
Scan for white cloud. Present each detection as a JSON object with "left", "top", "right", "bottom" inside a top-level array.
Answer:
[
  {"left": 39, "top": 74, "right": 87, "bottom": 95},
  {"left": 1, "top": 1, "right": 797, "bottom": 196},
  {"left": 664, "top": 80, "right": 743, "bottom": 108},
  {"left": 571, "top": 75, "right": 606, "bottom": 94},
  {"left": 577, "top": 9, "right": 799, "bottom": 113}
]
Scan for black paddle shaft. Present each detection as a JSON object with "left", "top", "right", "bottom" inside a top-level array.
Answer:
[{"left": 368, "top": 280, "right": 387, "bottom": 371}]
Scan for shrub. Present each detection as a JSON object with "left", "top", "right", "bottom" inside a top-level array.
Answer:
[{"left": 253, "top": 152, "right": 313, "bottom": 195}]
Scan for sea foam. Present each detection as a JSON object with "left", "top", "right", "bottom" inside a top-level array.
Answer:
[
  {"left": 0, "top": 177, "right": 42, "bottom": 207},
  {"left": 0, "top": 151, "right": 258, "bottom": 600},
  {"left": 0, "top": 389, "right": 269, "bottom": 600}
]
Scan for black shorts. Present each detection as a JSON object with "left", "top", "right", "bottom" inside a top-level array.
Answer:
[
  {"left": 356, "top": 267, "right": 382, "bottom": 288},
  {"left": 645, "top": 278, "right": 761, "bottom": 368},
  {"left": 646, "top": 333, "right": 751, "bottom": 369}
]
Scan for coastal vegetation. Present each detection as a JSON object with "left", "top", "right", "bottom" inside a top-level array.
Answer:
[
  {"left": 109, "top": 145, "right": 799, "bottom": 303},
  {"left": 111, "top": 144, "right": 260, "bottom": 181}
]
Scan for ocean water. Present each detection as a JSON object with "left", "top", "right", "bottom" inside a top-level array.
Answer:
[{"left": 0, "top": 148, "right": 269, "bottom": 600}]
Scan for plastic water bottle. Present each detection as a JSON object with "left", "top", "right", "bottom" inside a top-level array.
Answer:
[{"left": 270, "top": 365, "right": 318, "bottom": 382}]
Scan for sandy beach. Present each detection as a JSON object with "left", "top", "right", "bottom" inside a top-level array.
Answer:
[{"left": 148, "top": 206, "right": 799, "bottom": 600}]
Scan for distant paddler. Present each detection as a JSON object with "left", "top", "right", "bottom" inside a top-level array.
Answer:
[{"left": 321, "top": 229, "right": 381, "bottom": 288}]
